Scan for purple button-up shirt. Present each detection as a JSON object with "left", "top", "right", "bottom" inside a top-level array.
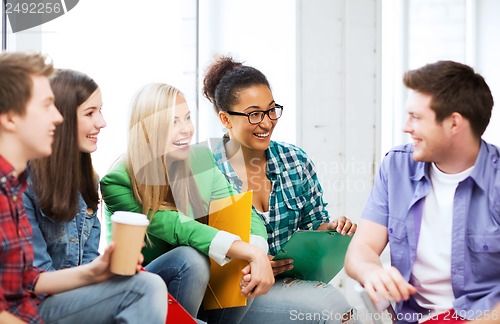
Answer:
[{"left": 363, "top": 140, "right": 500, "bottom": 321}]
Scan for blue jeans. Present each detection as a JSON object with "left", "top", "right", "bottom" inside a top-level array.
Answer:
[
  {"left": 145, "top": 246, "right": 210, "bottom": 317},
  {"left": 205, "top": 278, "right": 354, "bottom": 323},
  {"left": 240, "top": 277, "right": 354, "bottom": 323},
  {"left": 204, "top": 300, "right": 254, "bottom": 323},
  {"left": 38, "top": 271, "right": 167, "bottom": 323}
]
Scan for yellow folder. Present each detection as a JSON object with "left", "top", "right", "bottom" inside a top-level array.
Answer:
[{"left": 202, "top": 191, "right": 252, "bottom": 310}]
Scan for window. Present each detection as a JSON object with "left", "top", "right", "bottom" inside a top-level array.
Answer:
[
  {"left": 381, "top": 0, "right": 500, "bottom": 154},
  {"left": 1, "top": 1, "right": 5, "bottom": 50},
  {"left": 37, "top": 0, "right": 199, "bottom": 177},
  {"left": 3, "top": 0, "right": 297, "bottom": 176}
]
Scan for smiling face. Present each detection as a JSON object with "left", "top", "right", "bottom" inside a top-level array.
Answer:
[
  {"left": 223, "top": 84, "right": 277, "bottom": 153},
  {"left": 77, "top": 88, "right": 106, "bottom": 153},
  {"left": 402, "top": 91, "right": 452, "bottom": 163},
  {"left": 166, "top": 94, "right": 194, "bottom": 161}
]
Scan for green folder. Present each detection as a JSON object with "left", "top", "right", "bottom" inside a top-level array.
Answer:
[{"left": 273, "top": 230, "right": 352, "bottom": 283}]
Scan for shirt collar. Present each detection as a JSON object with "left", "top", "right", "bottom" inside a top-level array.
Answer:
[
  {"left": 215, "top": 136, "right": 282, "bottom": 177},
  {"left": 408, "top": 140, "right": 493, "bottom": 191},
  {"left": 0, "top": 155, "right": 27, "bottom": 188},
  {"left": 468, "top": 140, "right": 496, "bottom": 192},
  {"left": 403, "top": 144, "right": 429, "bottom": 183},
  {"left": 213, "top": 137, "right": 243, "bottom": 190},
  {"left": 265, "top": 141, "right": 282, "bottom": 176}
]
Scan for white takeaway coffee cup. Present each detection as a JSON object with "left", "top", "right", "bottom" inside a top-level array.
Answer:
[{"left": 110, "top": 211, "right": 149, "bottom": 276}]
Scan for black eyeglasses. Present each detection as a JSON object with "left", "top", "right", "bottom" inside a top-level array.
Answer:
[{"left": 226, "top": 105, "right": 283, "bottom": 125}]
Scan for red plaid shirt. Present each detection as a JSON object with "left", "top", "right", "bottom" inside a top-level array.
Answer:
[{"left": 0, "top": 155, "right": 45, "bottom": 323}]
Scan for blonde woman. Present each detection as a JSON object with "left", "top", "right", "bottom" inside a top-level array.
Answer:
[{"left": 100, "top": 83, "right": 274, "bottom": 322}]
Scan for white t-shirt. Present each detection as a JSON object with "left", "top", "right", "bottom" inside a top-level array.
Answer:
[
  {"left": 255, "top": 209, "right": 271, "bottom": 224},
  {"left": 410, "top": 163, "right": 474, "bottom": 322}
]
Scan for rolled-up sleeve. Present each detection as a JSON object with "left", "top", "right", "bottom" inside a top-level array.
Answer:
[{"left": 209, "top": 231, "right": 240, "bottom": 266}]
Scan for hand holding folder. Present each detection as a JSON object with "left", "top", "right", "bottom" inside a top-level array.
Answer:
[
  {"left": 202, "top": 191, "right": 252, "bottom": 310},
  {"left": 273, "top": 230, "right": 353, "bottom": 283}
]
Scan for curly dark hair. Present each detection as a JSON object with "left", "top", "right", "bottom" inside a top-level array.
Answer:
[{"left": 202, "top": 56, "right": 271, "bottom": 113}]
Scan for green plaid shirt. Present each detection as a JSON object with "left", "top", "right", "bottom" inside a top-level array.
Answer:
[{"left": 212, "top": 139, "right": 329, "bottom": 256}]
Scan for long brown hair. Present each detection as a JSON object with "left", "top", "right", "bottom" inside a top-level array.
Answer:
[
  {"left": 126, "top": 83, "right": 205, "bottom": 222},
  {"left": 29, "top": 69, "right": 99, "bottom": 222}
]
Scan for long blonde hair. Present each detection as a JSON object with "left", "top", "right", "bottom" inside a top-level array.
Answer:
[{"left": 126, "top": 83, "right": 204, "bottom": 221}]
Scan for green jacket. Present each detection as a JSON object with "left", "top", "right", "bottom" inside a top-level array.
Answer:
[{"left": 100, "top": 145, "right": 267, "bottom": 264}]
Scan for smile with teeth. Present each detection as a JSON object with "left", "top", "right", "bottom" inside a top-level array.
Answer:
[
  {"left": 87, "top": 135, "right": 98, "bottom": 140},
  {"left": 254, "top": 132, "right": 270, "bottom": 138},
  {"left": 173, "top": 141, "right": 189, "bottom": 147}
]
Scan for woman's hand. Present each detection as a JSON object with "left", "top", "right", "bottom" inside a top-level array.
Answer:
[
  {"left": 268, "top": 255, "right": 294, "bottom": 276},
  {"left": 318, "top": 216, "right": 357, "bottom": 235},
  {"left": 238, "top": 248, "right": 274, "bottom": 298}
]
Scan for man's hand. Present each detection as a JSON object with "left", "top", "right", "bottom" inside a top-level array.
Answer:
[
  {"left": 362, "top": 266, "right": 416, "bottom": 303},
  {"left": 85, "top": 243, "right": 116, "bottom": 283}
]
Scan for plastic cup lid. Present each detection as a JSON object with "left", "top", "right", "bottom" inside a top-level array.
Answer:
[{"left": 111, "top": 211, "right": 149, "bottom": 226}]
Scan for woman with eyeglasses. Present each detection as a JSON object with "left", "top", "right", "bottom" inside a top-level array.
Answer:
[{"left": 203, "top": 56, "right": 357, "bottom": 323}]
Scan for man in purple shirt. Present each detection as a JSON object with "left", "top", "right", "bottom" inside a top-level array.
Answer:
[{"left": 345, "top": 60, "right": 500, "bottom": 323}]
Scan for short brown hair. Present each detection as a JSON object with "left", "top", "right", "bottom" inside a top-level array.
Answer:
[
  {"left": 0, "top": 52, "right": 54, "bottom": 115},
  {"left": 403, "top": 60, "right": 493, "bottom": 138}
]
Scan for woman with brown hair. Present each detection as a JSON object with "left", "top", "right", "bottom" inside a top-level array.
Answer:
[
  {"left": 24, "top": 69, "right": 106, "bottom": 270},
  {"left": 22, "top": 68, "right": 168, "bottom": 323}
]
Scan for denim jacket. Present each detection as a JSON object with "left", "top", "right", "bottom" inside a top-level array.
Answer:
[{"left": 23, "top": 177, "right": 101, "bottom": 271}]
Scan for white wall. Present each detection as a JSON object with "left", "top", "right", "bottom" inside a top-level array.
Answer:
[
  {"left": 197, "top": 0, "right": 296, "bottom": 143},
  {"left": 297, "top": 0, "right": 381, "bottom": 224},
  {"left": 477, "top": 0, "right": 500, "bottom": 146},
  {"left": 4, "top": 0, "right": 197, "bottom": 179},
  {"left": 296, "top": 0, "right": 382, "bottom": 310}
]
